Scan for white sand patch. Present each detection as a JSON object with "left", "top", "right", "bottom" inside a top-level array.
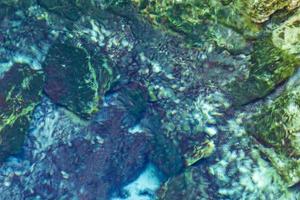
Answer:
[{"left": 112, "top": 164, "right": 162, "bottom": 200}]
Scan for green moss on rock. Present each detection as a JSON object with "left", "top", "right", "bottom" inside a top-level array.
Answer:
[
  {"left": 0, "top": 63, "right": 44, "bottom": 162},
  {"left": 43, "top": 42, "right": 113, "bottom": 119},
  {"left": 226, "top": 36, "right": 300, "bottom": 106},
  {"left": 247, "top": 84, "right": 300, "bottom": 158},
  {"left": 257, "top": 145, "right": 300, "bottom": 187},
  {"left": 133, "top": 0, "right": 300, "bottom": 51},
  {"left": 158, "top": 167, "right": 210, "bottom": 200},
  {"left": 184, "top": 139, "right": 215, "bottom": 167},
  {"left": 273, "top": 11, "right": 300, "bottom": 57},
  {"left": 132, "top": 0, "right": 263, "bottom": 50},
  {"left": 239, "top": 0, "right": 300, "bottom": 23},
  {"left": 246, "top": 83, "right": 300, "bottom": 186}
]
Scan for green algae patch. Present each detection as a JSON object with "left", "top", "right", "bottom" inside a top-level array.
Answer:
[
  {"left": 239, "top": 0, "right": 300, "bottom": 23},
  {"left": 132, "top": 0, "right": 263, "bottom": 51},
  {"left": 0, "top": 63, "right": 44, "bottom": 162},
  {"left": 257, "top": 145, "right": 300, "bottom": 187},
  {"left": 273, "top": 11, "right": 300, "bottom": 58},
  {"left": 43, "top": 42, "right": 113, "bottom": 119},
  {"left": 184, "top": 139, "right": 215, "bottom": 167},
  {"left": 133, "top": 0, "right": 300, "bottom": 51},
  {"left": 226, "top": 36, "right": 300, "bottom": 106},
  {"left": 158, "top": 167, "right": 210, "bottom": 200},
  {"left": 246, "top": 83, "right": 300, "bottom": 186}
]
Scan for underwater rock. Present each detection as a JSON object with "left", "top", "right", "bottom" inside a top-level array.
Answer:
[
  {"left": 2, "top": 0, "right": 300, "bottom": 198},
  {"left": 239, "top": 0, "right": 300, "bottom": 23},
  {"left": 0, "top": 0, "right": 33, "bottom": 8},
  {"left": 158, "top": 167, "right": 211, "bottom": 200},
  {"left": 226, "top": 36, "right": 300, "bottom": 106},
  {"left": 37, "top": 0, "right": 93, "bottom": 21},
  {"left": 63, "top": 85, "right": 152, "bottom": 199},
  {"left": 133, "top": 0, "right": 300, "bottom": 50},
  {"left": 132, "top": 0, "right": 251, "bottom": 51},
  {"left": 0, "top": 0, "right": 34, "bottom": 21},
  {"left": 114, "top": 82, "right": 148, "bottom": 120},
  {"left": 257, "top": 145, "right": 300, "bottom": 187},
  {"left": 246, "top": 83, "right": 300, "bottom": 186},
  {"left": 183, "top": 139, "right": 215, "bottom": 167},
  {"left": 43, "top": 42, "right": 113, "bottom": 119},
  {"left": 0, "top": 83, "right": 153, "bottom": 199},
  {"left": 0, "top": 3, "right": 13, "bottom": 21},
  {"left": 272, "top": 11, "right": 300, "bottom": 58},
  {"left": 0, "top": 0, "right": 18, "bottom": 6},
  {"left": 148, "top": 126, "right": 184, "bottom": 177},
  {"left": 134, "top": 1, "right": 300, "bottom": 105},
  {"left": 0, "top": 63, "right": 44, "bottom": 162},
  {"left": 47, "top": 130, "right": 151, "bottom": 199}
]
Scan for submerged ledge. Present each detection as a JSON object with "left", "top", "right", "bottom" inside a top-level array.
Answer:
[{"left": 0, "top": 0, "right": 300, "bottom": 199}]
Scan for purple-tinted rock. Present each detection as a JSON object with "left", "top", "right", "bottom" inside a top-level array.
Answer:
[{"left": 45, "top": 115, "right": 151, "bottom": 199}]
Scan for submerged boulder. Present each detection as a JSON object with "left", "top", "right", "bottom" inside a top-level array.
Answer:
[
  {"left": 246, "top": 82, "right": 300, "bottom": 186},
  {"left": 158, "top": 167, "right": 211, "bottom": 200},
  {"left": 133, "top": 0, "right": 252, "bottom": 51},
  {"left": 37, "top": 0, "right": 93, "bottom": 21},
  {"left": 240, "top": 0, "right": 300, "bottom": 23},
  {"left": 226, "top": 36, "right": 300, "bottom": 106},
  {"left": 133, "top": 0, "right": 300, "bottom": 52},
  {"left": 148, "top": 126, "right": 184, "bottom": 177},
  {"left": 225, "top": 10, "right": 300, "bottom": 106},
  {"left": 133, "top": 0, "right": 300, "bottom": 35},
  {"left": 0, "top": 63, "right": 44, "bottom": 162},
  {"left": 133, "top": 1, "right": 300, "bottom": 106},
  {"left": 0, "top": 0, "right": 33, "bottom": 8},
  {"left": 43, "top": 42, "right": 113, "bottom": 119},
  {"left": 47, "top": 132, "right": 151, "bottom": 199},
  {"left": 272, "top": 11, "right": 300, "bottom": 58},
  {"left": 0, "top": 0, "right": 34, "bottom": 21}
]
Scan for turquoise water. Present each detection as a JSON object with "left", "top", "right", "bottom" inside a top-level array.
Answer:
[{"left": 0, "top": 1, "right": 300, "bottom": 200}]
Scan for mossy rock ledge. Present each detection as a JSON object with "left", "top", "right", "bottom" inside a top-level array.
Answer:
[
  {"left": 0, "top": 63, "right": 44, "bottom": 162},
  {"left": 246, "top": 82, "right": 300, "bottom": 186},
  {"left": 225, "top": 36, "right": 300, "bottom": 106}
]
